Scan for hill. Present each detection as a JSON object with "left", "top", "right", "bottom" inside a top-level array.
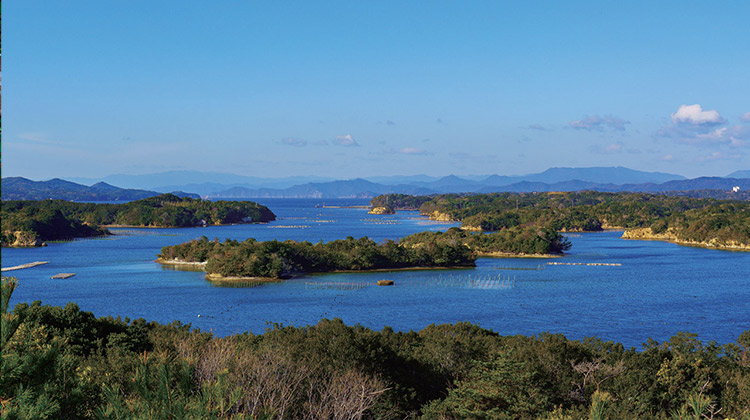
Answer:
[
  {"left": 728, "top": 169, "right": 750, "bottom": 178},
  {"left": 2, "top": 194, "right": 276, "bottom": 247},
  {"left": 1, "top": 177, "right": 200, "bottom": 201}
]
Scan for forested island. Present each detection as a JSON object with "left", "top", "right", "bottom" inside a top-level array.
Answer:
[
  {"left": 157, "top": 234, "right": 476, "bottom": 280},
  {"left": 371, "top": 191, "right": 750, "bottom": 251},
  {"left": 2, "top": 276, "right": 749, "bottom": 419},
  {"left": 1, "top": 194, "right": 275, "bottom": 247}
]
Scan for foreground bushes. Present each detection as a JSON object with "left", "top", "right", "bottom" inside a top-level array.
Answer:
[{"left": 2, "top": 277, "right": 749, "bottom": 419}]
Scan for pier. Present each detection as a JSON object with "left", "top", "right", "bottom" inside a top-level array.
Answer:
[{"left": 2, "top": 261, "right": 50, "bottom": 272}]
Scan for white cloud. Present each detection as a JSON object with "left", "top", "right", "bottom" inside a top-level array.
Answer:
[
  {"left": 279, "top": 137, "right": 307, "bottom": 147},
  {"left": 698, "top": 151, "right": 742, "bottom": 162},
  {"left": 590, "top": 142, "right": 624, "bottom": 154},
  {"left": 15, "top": 132, "right": 63, "bottom": 146},
  {"left": 398, "top": 147, "right": 431, "bottom": 155},
  {"left": 333, "top": 134, "right": 359, "bottom": 147},
  {"left": 604, "top": 144, "right": 622, "bottom": 153},
  {"left": 382, "top": 147, "right": 432, "bottom": 155},
  {"left": 740, "top": 112, "right": 750, "bottom": 122},
  {"left": 670, "top": 104, "right": 725, "bottom": 126},
  {"left": 657, "top": 104, "right": 749, "bottom": 147},
  {"left": 687, "top": 125, "right": 749, "bottom": 147},
  {"left": 569, "top": 115, "right": 630, "bottom": 131},
  {"left": 661, "top": 154, "right": 674, "bottom": 161}
]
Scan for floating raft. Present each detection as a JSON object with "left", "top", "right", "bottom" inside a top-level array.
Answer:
[
  {"left": 51, "top": 273, "right": 76, "bottom": 279},
  {"left": 547, "top": 262, "right": 622, "bottom": 266},
  {"left": 2, "top": 261, "right": 50, "bottom": 272}
]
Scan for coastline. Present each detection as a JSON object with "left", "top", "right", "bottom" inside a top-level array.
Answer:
[
  {"left": 205, "top": 273, "right": 281, "bottom": 283},
  {"left": 476, "top": 251, "right": 562, "bottom": 259},
  {"left": 104, "top": 221, "right": 271, "bottom": 229},
  {"left": 156, "top": 258, "right": 477, "bottom": 280},
  {"left": 622, "top": 228, "right": 750, "bottom": 252},
  {"left": 154, "top": 258, "right": 207, "bottom": 268}
]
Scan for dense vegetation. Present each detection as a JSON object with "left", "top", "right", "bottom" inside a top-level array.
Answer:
[
  {"left": 400, "top": 227, "right": 571, "bottom": 256},
  {"left": 1, "top": 194, "right": 276, "bottom": 247},
  {"left": 371, "top": 191, "right": 750, "bottom": 247},
  {"left": 370, "top": 193, "right": 434, "bottom": 210},
  {"left": 2, "top": 276, "right": 749, "bottom": 419},
  {"left": 158, "top": 235, "right": 476, "bottom": 279},
  {"left": 0, "top": 207, "right": 108, "bottom": 246}
]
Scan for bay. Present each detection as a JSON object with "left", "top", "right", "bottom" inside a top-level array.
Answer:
[{"left": 2, "top": 198, "right": 749, "bottom": 348}]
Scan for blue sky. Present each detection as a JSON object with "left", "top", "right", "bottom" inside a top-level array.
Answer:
[{"left": 4, "top": 1, "right": 750, "bottom": 180}]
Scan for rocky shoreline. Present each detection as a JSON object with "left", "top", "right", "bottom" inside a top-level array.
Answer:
[
  {"left": 477, "top": 251, "right": 562, "bottom": 259},
  {"left": 622, "top": 228, "right": 750, "bottom": 251}
]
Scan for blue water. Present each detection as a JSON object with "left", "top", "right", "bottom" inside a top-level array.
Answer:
[{"left": 3, "top": 198, "right": 749, "bottom": 348}]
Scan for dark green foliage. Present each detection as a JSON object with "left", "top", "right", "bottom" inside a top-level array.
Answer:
[
  {"left": 420, "top": 350, "right": 550, "bottom": 419},
  {"left": 3, "top": 276, "right": 750, "bottom": 419},
  {"left": 400, "top": 226, "right": 571, "bottom": 255},
  {"left": 372, "top": 191, "right": 750, "bottom": 247},
  {"left": 0, "top": 205, "right": 107, "bottom": 246},
  {"left": 159, "top": 234, "right": 476, "bottom": 278},
  {"left": 370, "top": 194, "right": 434, "bottom": 210},
  {"left": 1, "top": 194, "right": 276, "bottom": 246}
]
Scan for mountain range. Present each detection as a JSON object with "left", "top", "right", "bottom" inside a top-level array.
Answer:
[
  {"left": 205, "top": 176, "right": 750, "bottom": 199},
  {"left": 1, "top": 177, "right": 200, "bottom": 201},
  {"left": 59, "top": 167, "right": 686, "bottom": 196},
  {"left": 3, "top": 167, "right": 748, "bottom": 200}
]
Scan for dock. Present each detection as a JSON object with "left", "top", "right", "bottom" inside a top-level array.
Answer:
[
  {"left": 51, "top": 273, "right": 76, "bottom": 279},
  {"left": 2, "top": 261, "right": 50, "bottom": 272}
]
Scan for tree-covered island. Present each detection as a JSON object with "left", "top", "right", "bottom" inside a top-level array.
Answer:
[
  {"left": 1, "top": 194, "right": 276, "bottom": 247},
  {"left": 371, "top": 191, "right": 750, "bottom": 251},
  {"left": 157, "top": 234, "right": 477, "bottom": 280}
]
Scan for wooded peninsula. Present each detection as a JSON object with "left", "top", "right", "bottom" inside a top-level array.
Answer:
[
  {"left": 371, "top": 191, "right": 750, "bottom": 251},
  {"left": 1, "top": 194, "right": 275, "bottom": 247}
]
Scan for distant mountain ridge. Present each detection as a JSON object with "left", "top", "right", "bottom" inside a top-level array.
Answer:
[
  {"left": 1, "top": 177, "right": 200, "bottom": 201},
  {"left": 209, "top": 179, "right": 435, "bottom": 199},
  {"left": 58, "top": 166, "right": 687, "bottom": 196},
  {"left": 65, "top": 171, "right": 334, "bottom": 191},
  {"left": 207, "top": 176, "right": 750, "bottom": 199},
  {"left": 7, "top": 167, "right": 748, "bottom": 200}
]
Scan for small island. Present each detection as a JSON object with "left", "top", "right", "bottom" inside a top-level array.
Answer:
[
  {"left": 2, "top": 194, "right": 276, "bottom": 247},
  {"left": 157, "top": 234, "right": 477, "bottom": 280}
]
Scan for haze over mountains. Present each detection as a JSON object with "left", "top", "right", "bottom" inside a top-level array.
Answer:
[
  {"left": 1, "top": 178, "right": 200, "bottom": 201},
  {"left": 4, "top": 166, "right": 748, "bottom": 201}
]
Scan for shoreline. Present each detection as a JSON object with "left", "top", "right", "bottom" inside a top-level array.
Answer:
[
  {"left": 621, "top": 228, "right": 750, "bottom": 252},
  {"left": 156, "top": 258, "right": 477, "bottom": 280},
  {"left": 477, "top": 251, "right": 562, "bottom": 259},
  {"left": 154, "top": 258, "right": 207, "bottom": 269},
  {"left": 104, "top": 221, "right": 271, "bottom": 229},
  {"left": 205, "top": 273, "right": 281, "bottom": 283}
]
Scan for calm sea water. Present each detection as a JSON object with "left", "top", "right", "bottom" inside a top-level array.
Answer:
[{"left": 3, "top": 198, "right": 749, "bottom": 348}]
